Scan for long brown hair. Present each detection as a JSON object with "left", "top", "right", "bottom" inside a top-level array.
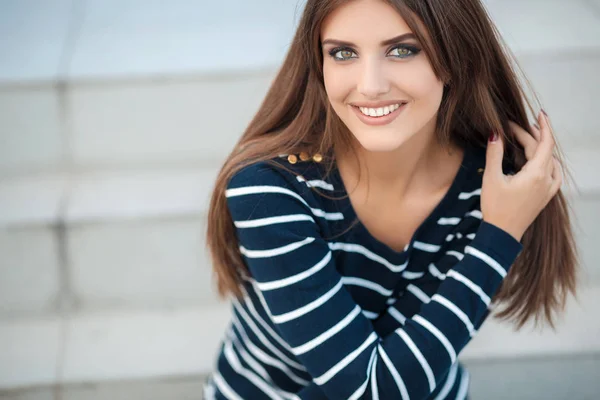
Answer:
[{"left": 206, "top": 0, "right": 579, "bottom": 329}]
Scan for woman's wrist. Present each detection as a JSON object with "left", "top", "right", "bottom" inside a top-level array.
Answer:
[{"left": 482, "top": 218, "right": 524, "bottom": 243}]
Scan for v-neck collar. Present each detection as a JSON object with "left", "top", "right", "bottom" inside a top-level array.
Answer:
[{"left": 329, "top": 143, "right": 476, "bottom": 262}]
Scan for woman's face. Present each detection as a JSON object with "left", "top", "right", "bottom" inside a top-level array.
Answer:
[{"left": 320, "top": 0, "right": 444, "bottom": 152}]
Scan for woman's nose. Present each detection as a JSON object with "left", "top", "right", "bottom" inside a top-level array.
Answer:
[{"left": 357, "top": 59, "right": 390, "bottom": 99}]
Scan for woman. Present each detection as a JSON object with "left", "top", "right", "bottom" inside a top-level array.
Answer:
[{"left": 203, "top": 0, "right": 579, "bottom": 398}]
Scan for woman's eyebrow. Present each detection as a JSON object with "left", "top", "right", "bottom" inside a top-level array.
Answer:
[{"left": 321, "top": 33, "right": 416, "bottom": 47}]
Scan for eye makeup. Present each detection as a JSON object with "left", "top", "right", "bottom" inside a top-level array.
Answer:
[{"left": 326, "top": 43, "right": 422, "bottom": 61}]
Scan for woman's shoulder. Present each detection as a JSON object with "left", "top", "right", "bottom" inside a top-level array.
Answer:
[
  {"left": 227, "top": 154, "right": 333, "bottom": 194},
  {"left": 225, "top": 155, "right": 342, "bottom": 224}
]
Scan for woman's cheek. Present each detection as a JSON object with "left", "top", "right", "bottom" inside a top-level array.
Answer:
[
  {"left": 325, "top": 67, "right": 353, "bottom": 101},
  {"left": 399, "top": 62, "right": 441, "bottom": 100}
]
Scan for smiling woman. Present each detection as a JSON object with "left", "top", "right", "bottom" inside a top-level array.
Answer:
[
  {"left": 203, "top": 0, "right": 579, "bottom": 399},
  {"left": 321, "top": 3, "right": 442, "bottom": 154}
]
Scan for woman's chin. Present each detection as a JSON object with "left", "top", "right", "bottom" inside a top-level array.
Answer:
[{"left": 354, "top": 134, "right": 410, "bottom": 153}]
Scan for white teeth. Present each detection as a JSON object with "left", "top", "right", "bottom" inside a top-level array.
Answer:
[{"left": 358, "top": 103, "right": 402, "bottom": 117}]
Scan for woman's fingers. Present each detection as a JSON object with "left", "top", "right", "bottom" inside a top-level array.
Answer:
[
  {"left": 530, "top": 122, "right": 541, "bottom": 142},
  {"left": 497, "top": 111, "right": 556, "bottom": 183},
  {"left": 509, "top": 120, "right": 537, "bottom": 161},
  {"left": 482, "top": 110, "right": 561, "bottom": 241},
  {"left": 549, "top": 156, "right": 563, "bottom": 199},
  {"left": 484, "top": 130, "right": 505, "bottom": 181},
  {"left": 527, "top": 111, "right": 556, "bottom": 173},
  {"left": 540, "top": 111, "right": 556, "bottom": 157}
]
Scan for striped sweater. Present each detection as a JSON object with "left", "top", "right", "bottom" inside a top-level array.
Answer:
[{"left": 204, "top": 142, "right": 523, "bottom": 399}]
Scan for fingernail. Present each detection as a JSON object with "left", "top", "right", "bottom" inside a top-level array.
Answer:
[{"left": 489, "top": 131, "right": 498, "bottom": 142}]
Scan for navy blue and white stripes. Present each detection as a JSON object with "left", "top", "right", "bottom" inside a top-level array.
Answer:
[{"left": 205, "top": 145, "right": 523, "bottom": 399}]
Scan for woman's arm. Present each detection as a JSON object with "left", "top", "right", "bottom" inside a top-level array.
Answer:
[
  {"left": 227, "top": 163, "right": 522, "bottom": 400},
  {"left": 294, "top": 228, "right": 486, "bottom": 399}
]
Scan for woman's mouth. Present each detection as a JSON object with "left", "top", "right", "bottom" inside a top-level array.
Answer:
[{"left": 351, "top": 102, "right": 408, "bottom": 126}]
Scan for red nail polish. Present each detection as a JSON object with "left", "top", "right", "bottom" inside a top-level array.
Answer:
[{"left": 489, "top": 131, "right": 498, "bottom": 142}]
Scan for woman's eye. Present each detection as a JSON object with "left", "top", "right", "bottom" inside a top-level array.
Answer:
[
  {"left": 331, "top": 49, "right": 357, "bottom": 61},
  {"left": 388, "top": 46, "right": 416, "bottom": 58}
]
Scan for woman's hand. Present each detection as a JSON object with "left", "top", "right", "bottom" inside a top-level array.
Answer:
[{"left": 481, "top": 111, "right": 562, "bottom": 242}]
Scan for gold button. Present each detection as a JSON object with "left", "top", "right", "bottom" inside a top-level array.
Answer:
[
  {"left": 477, "top": 168, "right": 484, "bottom": 174},
  {"left": 312, "top": 153, "right": 323, "bottom": 163},
  {"left": 299, "top": 152, "right": 310, "bottom": 161},
  {"left": 287, "top": 154, "right": 298, "bottom": 164}
]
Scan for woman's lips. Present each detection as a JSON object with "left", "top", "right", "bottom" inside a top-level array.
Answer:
[{"left": 351, "top": 103, "right": 407, "bottom": 126}]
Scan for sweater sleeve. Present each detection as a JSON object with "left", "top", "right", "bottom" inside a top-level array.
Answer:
[{"left": 226, "top": 162, "right": 523, "bottom": 400}]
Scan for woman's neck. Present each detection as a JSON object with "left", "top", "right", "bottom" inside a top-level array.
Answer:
[{"left": 335, "top": 131, "right": 463, "bottom": 204}]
